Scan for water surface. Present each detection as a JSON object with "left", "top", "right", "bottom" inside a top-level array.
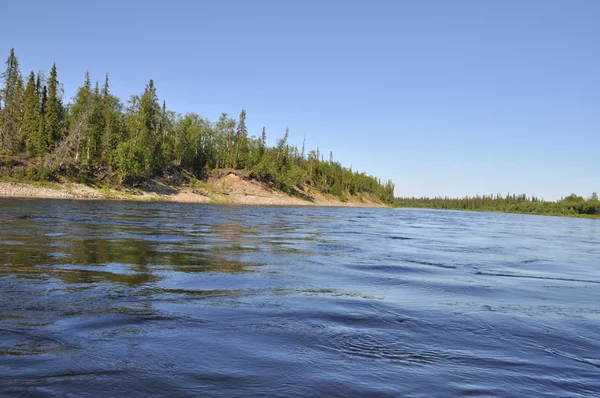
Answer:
[{"left": 1, "top": 199, "right": 599, "bottom": 396}]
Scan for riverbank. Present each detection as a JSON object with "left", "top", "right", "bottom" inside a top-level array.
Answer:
[
  {"left": 394, "top": 194, "right": 600, "bottom": 219},
  {"left": 394, "top": 205, "right": 600, "bottom": 219},
  {"left": 0, "top": 174, "right": 386, "bottom": 208}
]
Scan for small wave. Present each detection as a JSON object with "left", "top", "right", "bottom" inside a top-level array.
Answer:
[
  {"left": 317, "top": 243, "right": 363, "bottom": 253},
  {"left": 404, "top": 259, "right": 456, "bottom": 269},
  {"left": 474, "top": 272, "right": 600, "bottom": 284},
  {"left": 520, "top": 259, "right": 539, "bottom": 264},
  {"left": 316, "top": 329, "right": 438, "bottom": 364},
  {"left": 0, "top": 328, "right": 79, "bottom": 356},
  {"left": 389, "top": 236, "right": 414, "bottom": 240}
]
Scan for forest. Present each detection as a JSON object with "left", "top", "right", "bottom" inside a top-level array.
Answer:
[
  {"left": 395, "top": 193, "right": 600, "bottom": 217},
  {"left": 0, "top": 49, "right": 395, "bottom": 204}
]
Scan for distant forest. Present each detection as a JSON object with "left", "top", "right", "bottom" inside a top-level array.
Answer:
[
  {"left": 0, "top": 48, "right": 395, "bottom": 203},
  {"left": 395, "top": 193, "right": 600, "bottom": 217}
]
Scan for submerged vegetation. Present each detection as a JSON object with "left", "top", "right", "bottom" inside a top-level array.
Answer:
[
  {"left": 395, "top": 193, "right": 600, "bottom": 217},
  {"left": 0, "top": 48, "right": 395, "bottom": 203}
]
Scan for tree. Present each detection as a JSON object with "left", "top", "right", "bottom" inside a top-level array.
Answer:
[
  {"left": 100, "top": 74, "right": 123, "bottom": 167},
  {"left": 234, "top": 109, "right": 249, "bottom": 168},
  {"left": 38, "top": 75, "right": 47, "bottom": 114},
  {"left": 0, "top": 48, "right": 24, "bottom": 152},
  {"left": 22, "top": 71, "right": 44, "bottom": 155},
  {"left": 214, "top": 113, "right": 236, "bottom": 168},
  {"left": 44, "top": 63, "right": 63, "bottom": 146},
  {"left": 261, "top": 127, "right": 267, "bottom": 148},
  {"left": 87, "top": 81, "right": 104, "bottom": 163},
  {"left": 175, "top": 113, "right": 211, "bottom": 175},
  {"left": 157, "top": 100, "right": 172, "bottom": 166},
  {"left": 115, "top": 79, "right": 161, "bottom": 180},
  {"left": 0, "top": 48, "right": 398, "bottom": 203},
  {"left": 69, "top": 72, "right": 92, "bottom": 162}
]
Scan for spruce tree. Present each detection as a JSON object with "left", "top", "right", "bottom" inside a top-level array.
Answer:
[
  {"left": 234, "top": 109, "right": 249, "bottom": 169},
  {"left": 261, "top": 127, "right": 267, "bottom": 148},
  {"left": 70, "top": 72, "right": 92, "bottom": 162},
  {"left": 139, "top": 79, "right": 161, "bottom": 162},
  {"left": 88, "top": 81, "right": 104, "bottom": 163},
  {"left": 14, "top": 77, "right": 24, "bottom": 148},
  {"left": 37, "top": 81, "right": 47, "bottom": 154},
  {"left": 44, "top": 63, "right": 63, "bottom": 146},
  {"left": 101, "top": 73, "right": 119, "bottom": 167},
  {"left": 22, "top": 71, "right": 43, "bottom": 155},
  {"left": 0, "top": 48, "right": 24, "bottom": 152},
  {"left": 258, "top": 126, "right": 267, "bottom": 159},
  {"left": 38, "top": 76, "right": 47, "bottom": 112},
  {"left": 70, "top": 72, "right": 91, "bottom": 118},
  {"left": 35, "top": 72, "right": 42, "bottom": 95}
]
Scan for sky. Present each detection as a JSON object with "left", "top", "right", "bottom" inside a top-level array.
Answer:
[{"left": 2, "top": 0, "right": 599, "bottom": 200}]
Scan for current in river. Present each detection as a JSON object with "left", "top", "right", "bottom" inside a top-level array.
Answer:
[{"left": 1, "top": 199, "right": 599, "bottom": 397}]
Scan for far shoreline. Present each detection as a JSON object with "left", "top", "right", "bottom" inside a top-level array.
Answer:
[{"left": 395, "top": 205, "right": 600, "bottom": 220}]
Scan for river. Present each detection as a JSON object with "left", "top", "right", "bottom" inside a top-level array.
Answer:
[{"left": 1, "top": 199, "right": 599, "bottom": 397}]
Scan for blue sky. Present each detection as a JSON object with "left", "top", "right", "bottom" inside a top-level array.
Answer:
[{"left": 2, "top": 0, "right": 599, "bottom": 199}]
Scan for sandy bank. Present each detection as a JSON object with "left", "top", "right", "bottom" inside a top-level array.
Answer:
[{"left": 0, "top": 174, "right": 386, "bottom": 208}]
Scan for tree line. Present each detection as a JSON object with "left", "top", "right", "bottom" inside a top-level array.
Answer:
[
  {"left": 0, "top": 48, "right": 395, "bottom": 203},
  {"left": 395, "top": 193, "right": 600, "bottom": 217}
]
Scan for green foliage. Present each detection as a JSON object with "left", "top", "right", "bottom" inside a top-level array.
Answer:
[
  {"left": 69, "top": 72, "right": 92, "bottom": 161},
  {"left": 213, "top": 113, "right": 236, "bottom": 169},
  {"left": 114, "top": 138, "right": 152, "bottom": 182},
  {"left": 43, "top": 63, "right": 63, "bottom": 146},
  {"left": 87, "top": 82, "right": 104, "bottom": 163},
  {"left": 234, "top": 109, "right": 249, "bottom": 169},
  {"left": 22, "top": 71, "right": 43, "bottom": 155},
  {"left": 0, "top": 48, "right": 394, "bottom": 203},
  {"left": 100, "top": 74, "right": 124, "bottom": 168},
  {"left": 0, "top": 48, "right": 24, "bottom": 153},
  {"left": 173, "top": 113, "right": 211, "bottom": 175},
  {"left": 394, "top": 193, "right": 600, "bottom": 217},
  {"left": 61, "top": 165, "right": 92, "bottom": 185},
  {"left": 3, "top": 162, "right": 54, "bottom": 182}
]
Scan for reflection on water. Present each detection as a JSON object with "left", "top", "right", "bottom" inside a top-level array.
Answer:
[{"left": 1, "top": 199, "right": 600, "bottom": 396}]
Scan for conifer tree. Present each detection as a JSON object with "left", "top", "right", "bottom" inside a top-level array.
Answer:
[
  {"left": 0, "top": 48, "right": 24, "bottom": 152},
  {"left": 70, "top": 72, "right": 92, "bottom": 162},
  {"left": 13, "top": 77, "right": 24, "bottom": 148},
  {"left": 88, "top": 81, "right": 104, "bottom": 163},
  {"left": 44, "top": 63, "right": 63, "bottom": 146},
  {"left": 234, "top": 109, "right": 249, "bottom": 169},
  {"left": 261, "top": 127, "right": 267, "bottom": 147},
  {"left": 37, "top": 80, "right": 47, "bottom": 155},
  {"left": 39, "top": 82, "right": 47, "bottom": 114},
  {"left": 100, "top": 73, "right": 121, "bottom": 167},
  {"left": 259, "top": 126, "right": 267, "bottom": 159},
  {"left": 139, "top": 79, "right": 161, "bottom": 163},
  {"left": 35, "top": 72, "right": 42, "bottom": 95},
  {"left": 71, "top": 72, "right": 91, "bottom": 116},
  {"left": 22, "top": 71, "right": 43, "bottom": 155}
]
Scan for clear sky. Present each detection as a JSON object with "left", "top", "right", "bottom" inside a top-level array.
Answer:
[{"left": 2, "top": 0, "right": 598, "bottom": 200}]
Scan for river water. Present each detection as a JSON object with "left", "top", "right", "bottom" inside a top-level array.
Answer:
[{"left": 0, "top": 199, "right": 599, "bottom": 397}]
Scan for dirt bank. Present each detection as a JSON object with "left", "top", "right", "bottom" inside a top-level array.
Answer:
[{"left": 0, "top": 174, "right": 386, "bottom": 208}]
